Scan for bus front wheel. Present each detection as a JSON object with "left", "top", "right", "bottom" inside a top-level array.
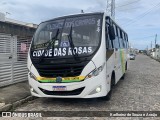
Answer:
[{"left": 100, "top": 73, "right": 115, "bottom": 101}]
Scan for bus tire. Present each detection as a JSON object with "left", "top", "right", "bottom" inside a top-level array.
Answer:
[
  {"left": 121, "top": 62, "right": 127, "bottom": 80},
  {"left": 121, "top": 73, "right": 125, "bottom": 80},
  {"left": 125, "top": 62, "right": 128, "bottom": 71},
  {"left": 99, "top": 85, "right": 112, "bottom": 101},
  {"left": 105, "top": 87, "right": 112, "bottom": 101}
]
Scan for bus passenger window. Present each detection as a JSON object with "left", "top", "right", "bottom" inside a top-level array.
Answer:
[
  {"left": 108, "top": 36, "right": 113, "bottom": 49},
  {"left": 105, "top": 24, "right": 113, "bottom": 49},
  {"left": 113, "top": 25, "right": 120, "bottom": 49},
  {"left": 120, "top": 30, "right": 123, "bottom": 39},
  {"left": 113, "top": 24, "right": 117, "bottom": 36},
  {"left": 114, "top": 39, "right": 120, "bottom": 49},
  {"left": 122, "top": 32, "right": 126, "bottom": 48},
  {"left": 117, "top": 28, "right": 123, "bottom": 48}
]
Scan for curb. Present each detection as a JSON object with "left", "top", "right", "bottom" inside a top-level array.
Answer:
[{"left": 0, "top": 96, "right": 36, "bottom": 111}]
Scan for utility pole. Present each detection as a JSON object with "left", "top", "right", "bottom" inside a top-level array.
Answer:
[
  {"left": 155, "top": 34, "right": 157, "bottom": 48},
  {"left": 147, "top": 45, "right": 148, "bottom": 55},
  {"left": 106, "top": 0, "right": 115, "bottom": 19},
  {"left": 151, "top": 41, "right": 152, "bottom": 50}
]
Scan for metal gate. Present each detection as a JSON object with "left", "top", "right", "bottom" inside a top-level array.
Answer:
[{"left": 0, "top": 33, "right": 31, "bottom": 87}]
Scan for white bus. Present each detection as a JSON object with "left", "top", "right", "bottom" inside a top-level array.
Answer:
[{"left": 28, "top": 12, "right": 129, "bottom": 100}]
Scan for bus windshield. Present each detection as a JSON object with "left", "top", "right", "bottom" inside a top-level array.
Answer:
[{"left": 31, "top": 14, "right": 102, "bottom": 58}]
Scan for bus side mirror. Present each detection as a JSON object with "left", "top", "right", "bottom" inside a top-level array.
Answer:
[{"left": 108, "top": 26, "right": 115, "bottom": 40}]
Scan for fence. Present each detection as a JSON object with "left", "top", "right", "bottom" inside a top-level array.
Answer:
[{"left": 0, "top": 33, "right": 32, "bottom": 87}]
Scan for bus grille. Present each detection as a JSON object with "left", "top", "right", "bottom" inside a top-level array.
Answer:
[
  {"left": 39, "top": 87, "right": 85, "bottom": 96},
  {"left": 34, "top": 61, "right": 88, "bottom": 78}
]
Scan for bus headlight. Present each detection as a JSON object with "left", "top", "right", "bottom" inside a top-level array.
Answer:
[
  {"left": 29, "top": 72, "right": 37, "bottom": 81},
  {"left": 85, "top": 63, "right": 105, "bottom": 79}
]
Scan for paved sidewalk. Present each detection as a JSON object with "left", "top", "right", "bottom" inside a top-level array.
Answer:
[{"left": 0, "top": 81, "right": 35, "bottom": 111}]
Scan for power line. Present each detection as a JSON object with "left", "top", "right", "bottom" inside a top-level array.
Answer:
[
  {"left": 116, "top": 0, "right": 140, "bottom": 8},
  {"left": 106, "top": 0, "right": 141, "bottom": 19},
  {"left": 122, "top": 2, "right": 160, "bottom": 26},
  {"left": 124, "top": 3, "right": 160, "bottom": 26},
  {"left": 117, "top": 7, "right": 140, "bottom": 11}
]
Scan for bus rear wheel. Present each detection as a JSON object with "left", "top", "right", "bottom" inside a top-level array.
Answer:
[
  {"left": 121, "top": 62, "right": 127, "bottom": 80},
  {"left": 121, "top": 73, "right": 125, "bottom": 80}
]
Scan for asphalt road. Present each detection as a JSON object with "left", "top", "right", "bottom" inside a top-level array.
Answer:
[{"left": 13, "top": 54, "right": 160, "bottom": 119}]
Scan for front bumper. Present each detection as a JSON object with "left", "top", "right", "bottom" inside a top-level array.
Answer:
[{"left": 28, "top": 72, "right": 109, "bottom": 98}]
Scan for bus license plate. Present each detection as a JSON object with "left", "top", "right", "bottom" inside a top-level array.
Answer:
[{"left": 53, "top": 86, "right": 67, "bottom": 91}]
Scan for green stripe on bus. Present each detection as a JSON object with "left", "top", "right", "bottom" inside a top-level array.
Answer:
[
  {"left": 120, "top": 49, "right": 125, "bottom": 74},
  {"left": 38, "top": 79, "right": 82, "bottom": 83}
]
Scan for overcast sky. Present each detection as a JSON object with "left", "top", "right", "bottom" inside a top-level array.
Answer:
[{"left": 0, "top": 0, "right": 160, "bottom": 49}]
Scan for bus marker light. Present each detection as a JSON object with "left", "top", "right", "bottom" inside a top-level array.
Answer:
[
  {"left": 96, "top": 87, "right": 101, "bottom": 93},
  {"left": 88, "top": 75, "right": 92, "bottom": 78},
  {"left": 89, "top": 86, "right": 102, "bottom": 95},
  {"left": 29, "top": 72, "right": 37, "bottom": 81},
  {"left": 31, "top": 87, "right": 34, "bottom": 92},
  {"left": 30, "top": 86, "right": 38, "bottom": 94}
]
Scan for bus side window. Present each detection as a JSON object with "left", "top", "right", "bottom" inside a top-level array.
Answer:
[
  {"left": 122, "top": 32, "right": 126, "bottom": 48},
  {"left": 113, "top": 24, "right": 120, "bottom": 49},
  {"left": 109, "top": 36, "right": 113, "bottom": 49},
  {"left": 124, "top": 33, "right": 128, "bottom": 48},
  {"left": 105, "top": 23, "right": 109, "bottom": 49},
  {"left": 120, "top": 30, "right": 123, "bottom": 39},
  {"left": 117, "top": 28, "right": 123, "bottom": 48},
  {"left": 116, "top": 26, "right": 120, "bottom": 48},
  {"left": 105, "top": 22, "right": 113, "bottom": 49},
  {"left": 125, "top": 34, "right": 129, "bottom": 48}
]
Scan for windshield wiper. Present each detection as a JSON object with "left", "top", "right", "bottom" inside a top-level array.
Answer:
[
  {"left": 67, "top": 26, "right": 79, "bottom": 61},
  {"left": 38, "top": 29, "right": 60, "bottom": 63}
]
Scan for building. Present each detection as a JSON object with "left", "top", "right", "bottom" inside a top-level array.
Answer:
[
  {"left": 150, "top": 46, "right": 160, "bottom": 60},
  {"left": 0, "top": 12, "right": 37, "bottom": 87},
  {"left": 0, "top": 12, "right": 37, "bottom": 37}
]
